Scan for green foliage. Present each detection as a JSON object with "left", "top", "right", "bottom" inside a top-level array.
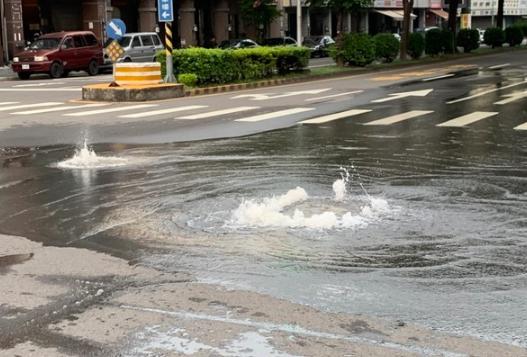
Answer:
[
  {"left": 157, "top": 46, "right": 309, "bottom": 85},
  {"left": 512, "top": 21, "right": 527, "bottom": 36},
  {"left": 239, "top": 0, "right": 281, "bottom": 28},
  {"left": 441, "top": 30, "right": 456, "bottom": 54},
  {"left": 484, "top": 27, "right": 505, "bottom": 48},
  {"left": 331, "top": 33, "right": 375, "bottom": 67},
  {"left": 373, "top": 33, "right": 399, "bottom": 62},
  {"left": 308, "top": 0, "right": 373, "bottom": 12},
  {"left": 457, "top": 29, "right": 480, "bottom": 53},
  {"left": 425, "top": 29, "right": 443, "bottom": 55},
  {"left": 505, "top": 26, "right": 523, "bottom": 46},
  {"left": 408, "top": 33, "right": 425, "bottom": 59},
  {"left": 178, "top": 73, "right": 198, "bottom": 87}
]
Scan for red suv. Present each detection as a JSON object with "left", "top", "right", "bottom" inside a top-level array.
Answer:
[{"left": 12, "top": 31, "right": 103, "bottom": 80}]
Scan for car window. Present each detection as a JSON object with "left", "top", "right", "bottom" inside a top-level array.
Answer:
[
  {"left": 242, "top": 40, "right": 255, "bottom": 48},
  {"left": 73, "top": 35, "right": 85, "bottom": 48},
  {"left": 132, "top": 36, "right": 142, "bottom": 48},
  {"left": 84, "top": 34, "right": 98, "bottom": 46},
  {"left": 141, "top": 35, "right": 154, "bottom": 46},
  {"left": 30, "top": 38, "right": 60, "bottom": 50},
  {"left": 152, "top": 35, "right": 161, "bottom": 46},
  {"left": 118, "top": 37, "right": 131, "bottom": 47},
  {"left": 62, "top": 38, "right": 74, "bottom": 49}
]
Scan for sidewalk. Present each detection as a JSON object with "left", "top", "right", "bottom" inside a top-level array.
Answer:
[{"left": 0, "top": 66, "right": 14, "bottom": 79}]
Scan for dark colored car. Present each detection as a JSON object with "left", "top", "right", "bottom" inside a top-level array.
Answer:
[
  {"left": 261, "top": 37, "right": 297, "bottom": 46},
  {"left": 219, "top": 39, "right": 259, "bottom": 49},
  {"left": 12, "top": 31, "right": 103, "bottom": 80},
  {"left": 302, "top": 36, "right": 335, "bottom": 58}
]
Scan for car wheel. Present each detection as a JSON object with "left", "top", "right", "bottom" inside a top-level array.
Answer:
[
  {"left": 123, "top": 57, "right": 132, "bottom": 62},
  {"left": 17, "top": 72, "right": 30, "bottom": 80},
  {"left": 49, "top": 62, "right": 64, "bottom": 79},
  {"left": 87, "top": 60, "right": 98, "bottom": 76}
]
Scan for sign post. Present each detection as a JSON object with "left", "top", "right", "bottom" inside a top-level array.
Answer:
[
  {"left": 105, "top": 19, "right": 127, "bottom": 86},
  {"left": 158, "top": 0, "right": 175, "bottom": 83}
]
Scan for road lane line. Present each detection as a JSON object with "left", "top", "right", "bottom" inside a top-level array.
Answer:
[
  {"left": 299, "top": 109, "right": 371, "bottom": 124},
  {"left": 422, "top": 74, "right": 455, "bottom": 82},
  {"left": 514, "top": 122, "right": 527, "bottom": 130},
  {"left": 0, "top": 102, "right": 63, "bottom": 112},
  {"left": 119, "top": 105, "right": 208, "bottom": 118},
  {"left": 0, "top": 88, "right": 81, "bottom": 92},
  {"left": 12, "top": 104, "right": 109, "bottom": 115},
  {"left": 437, "top": 111, "right": 498, "bottom": 127},
  {"left": 488, "top": 63, "right": 510, "bottom": 69},
  {"left": 178, "top": 106, "right": 259, "bottom": 120},
  {"left": 305, "top": 91, "right": 363, "bottom": 102},
  {"left": 447, "top": 80, "right": 527, "bottom": 104},
  {"left": 13, "top": 82, "right": 65, "bottom": 87},
  {"left": 493, "top": 90, "right": 527, "bottom": 105},
  {"left": 65, "top": 104, "right": 157, "bottom": 117},
  {"left": 363, "top": 110, "right": 434, "bottom": 126},
  {"left": 0, "top": 102, "right": 20, "bottom": 106},
  {"left": 235, "top": 108, "right": 315, "bottom": 122}
]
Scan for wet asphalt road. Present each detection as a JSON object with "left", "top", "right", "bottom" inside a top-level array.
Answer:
[{"left": 1, "top": 50, "right": 527, "bottom": 348}]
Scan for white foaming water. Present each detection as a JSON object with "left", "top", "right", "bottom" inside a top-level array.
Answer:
[
  {"left": 332, "top": 167, "right": 350, "bottom": 201},
  {"left": 57, "top": 141, "right": 128, "bottom": 169}
]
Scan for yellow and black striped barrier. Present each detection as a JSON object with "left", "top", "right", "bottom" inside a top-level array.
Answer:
[
  {"left": 164, "top": 22, "right": 176, "bottom": 82},
  {"left": 114, "top": 63, "right": 163, "bottom": 86}
]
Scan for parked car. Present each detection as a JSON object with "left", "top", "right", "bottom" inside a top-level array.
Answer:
[
  {"left": 302, "top": 36, "right": 335, "bottom": 58},
  {"left": 103, "top": 32, "right": 164, "bottom": 68},
  {"left": 261, "top": 37, "right": 297, "bottom": 46},
  {"left": 219, "top": 39, "right": 259, "bottom": 49},
  {"left": 11, "top": 31, "right": 103, "bottom": 79}
]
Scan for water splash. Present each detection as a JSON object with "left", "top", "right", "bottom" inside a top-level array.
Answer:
[
  {"left": 332, "top": 167, "right": 350, "bottom": 201},
  {"left": 57, "top": 140, "right": 128, "bottom": 169}
]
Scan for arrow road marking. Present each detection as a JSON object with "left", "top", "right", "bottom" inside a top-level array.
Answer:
[
  {"left": 109, "top": 21, "right": 123, "bottom": 36},
  {"left": 494, "top": 90, "right": 527, "bottom": 105},
  {"left": 447, "top": 80, "right": 527, "bottom": 104},
  {"left": 364, "top": 110, "right": 434, "bottom": 126},
  {"left": 371, "top": 89, "right": 433, "bottom": 103},
  {"left": 232, "top": 89, "right": 331, "bottom": 101}
]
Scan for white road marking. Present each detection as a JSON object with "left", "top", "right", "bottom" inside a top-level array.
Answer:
[
  {"left": 364, "top": 110, "right": 434, "bottom": 126},
  {"left": 0, "top": 102, "right": 63, "bottom": 112},
  {"left": 178, "top": 106, "right": 259, "bottom": 120},
  {"left": 65, "top": 104, "right": 157, "bottom": 117},
  {"left": 299, "top": 109, "right": 371, "bottom": 124},
  {"left": 13, "top": 82, "right": 65, "bottom": 87},
  {"left": 371, "top": 89, "right": 433, "bottom": 103},
  {"left": 514, "top": 122, "right": 527, "bottom": 130},
  {"left": 118, "top": 105, "right": 208, "bottom": 118},
  {"left": 305, "top": 91, "right": 363, "bottom": 102},
  {"left": 494, "top": 90, "right": 527, "bottom": 105},
  {"left": 447, "top": 80, "right": 527, "bottom": 104},
  {"left": 232, "top": 89, "right": 331, "bottom": 101},
  {"left": 12, "top": 104, "right": 109, "bottom": 115},
  {"left": 235, "top": 108, "right": 315, "bottom": 122},
  {"left": 488, "top": 63, "right": 510, "bottom": 69},
  {"left": 0, "top": 102, "right": 20, "bottom": 106},
  {"left": 0, "top": 88, "right": 81, "bottom": 92},
  {"left": 437, "top": 111, "right": 498, "bottom": 127},
  {"left": 422, "top": 74, "right": 454, "bottom": 82}
]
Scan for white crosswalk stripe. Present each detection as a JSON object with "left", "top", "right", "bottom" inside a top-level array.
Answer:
[
  {"left": 119, "top": 105, "right": 208, "bottom": 119},
  {"left": 514, "top": 122, "right": 527, "bottom": 130},
  {"left": 12, "top": 104, "right": 109, "bottom": 115},
  {"left": 235, "top": 108, "right": 315, "bottom": 122},
  {"left": 0, "top": 102, "right": 20, "bottom": 106},
  {"left": 364, "top": 110, "right": 434, "bottom": 126},
  {"left": 299, "top": 109, "right": 371, "bottom": 124},
  {"left": 0, "top": 102, "right": 63, "bottom": 112},
  {"left": 178, "top": 107, "right": 259, "bottom": 120},
  {"left": 64, "top": 104, "right": 157, "bottom": 117},
  {"left": 437, "top": 112, "right": 498, "bottom": 127},
  {"left": 304, "top": 91, "right": 363, "bottom": 102}
]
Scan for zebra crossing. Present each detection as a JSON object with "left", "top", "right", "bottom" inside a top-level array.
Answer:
[{"left": 1, "top": 100, "right": 526, "bottom": 131}]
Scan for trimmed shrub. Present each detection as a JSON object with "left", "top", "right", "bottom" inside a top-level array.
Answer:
[
  {"left": 425, "top": 28, "right": 443, "bottom": 55},
  {"left": 178, "top": 73, "right": 198, "bottom": 87},
  {"left": 484, "top": 27, "right": 505, "bottom": 48},
  {"left": 373, "top": 33, "right": 399, "bottom": 62},
  {"left": 441, "top": 30, "right": 456, "bottom": 54},
  {"left": 331, "top": 33, "right": 376, "bottom": 67},
  {"left": 512, "top": 21, "right": 527, "bottom": 37},
  {"left": 505, "top": 26, "right": 524, "bottom": 46},
  {"left": 408, "top": 33, "right": 425, "bottom": 59},
  {"left": 457, "top": 29, "right": 480, "bottom": 53},
  {"left": 270, "top": 46, "right": 310, "bottom": 74}
]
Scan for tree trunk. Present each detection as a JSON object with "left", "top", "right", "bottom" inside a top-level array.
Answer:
[
  {"left": 448, "top": 0, "right": 459, "bottom": 33},
  {"left": 400, "top": 0, "right": 414, "bottom": 60},
  {"left": 496, "top": 0, "right": 504, "bottom": 28},
  {"left": 337, "top": 10, "right": 344, "bottom": 36}
]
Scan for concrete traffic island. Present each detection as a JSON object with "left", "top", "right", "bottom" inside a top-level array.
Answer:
[{"left": 82, "top": 62, "right": 184, "bottom": 102}]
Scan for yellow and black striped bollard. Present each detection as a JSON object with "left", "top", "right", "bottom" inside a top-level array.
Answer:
[{"left": 164, "top": 22, "right": 176, "bottom": 83}]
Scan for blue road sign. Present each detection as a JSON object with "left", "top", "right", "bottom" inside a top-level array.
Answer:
[
  {"left": 157, "top": 0, "right": 174, "bottom": 22},
  {"left": 105, "top": 19, "right": 127, "bottom": 40}
]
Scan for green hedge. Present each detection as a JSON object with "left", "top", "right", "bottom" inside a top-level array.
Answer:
[
  {"left": 505, "top": 26, "right": 523, "bottom": 46},
  {"left": 441, "top": 30, "right": 456, "bottom": 54},
  {"left": 157, "top": 46, "right": 309, "bottom": 85},
  {"left": 457, "top": 29, "right": 480, "bottom": 53},
  {"left": 373, "top": 33, "right": 399, "bottom": 63},
  {"left": 408, "top": 33, "right": 425, "bottom": 59},
  {"left": 425, "top": 29, "right": 443, "bottom": 55},
  {"left": 331, "top": 33, "right": 376, "bottom": 67},
  {"left": 484, "top": 28, "right": 505, "bottom": 48}
]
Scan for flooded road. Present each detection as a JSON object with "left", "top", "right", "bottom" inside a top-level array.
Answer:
[{"left": 1, "top": 116, "right": 526, "bottom": 348}]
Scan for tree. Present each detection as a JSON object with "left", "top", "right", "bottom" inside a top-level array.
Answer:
[
  {"left": 308, "top": 0, "right": 373, "bottom": 35},
  {"left": 400, "top": 0, "right": 414, "bottom": 60},
  {"left": 447, "top": 0, "right": 460, "bottom": 34},
  {"left": 239, "top": 0, "right": 281, "bottom": 40},
  {"left": 496, "top": 0, "right": 504, "bottom": 29}
]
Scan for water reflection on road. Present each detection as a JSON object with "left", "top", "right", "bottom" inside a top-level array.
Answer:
[{"left": 1, "top": 121, "right": 526, "bottom": 347}]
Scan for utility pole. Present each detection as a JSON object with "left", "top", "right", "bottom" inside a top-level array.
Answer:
[
  {"left": 296, "top": 0, "right": 302, "bottom": 46},
  {"left": 0, "top": 0, "right": 8, "bottom": 64}
]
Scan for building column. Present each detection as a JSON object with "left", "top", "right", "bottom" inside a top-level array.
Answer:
[
  {"left": 179, "top": 0, "right": 195, "bottom": 47},
  {"left": 139, "top": 0, "right": 157, "bottom": 32},
  {"left": 213, "top": 0, "right": 229, "bottom": 43},
  {"left": 82, "top": 0, "right": 111, "bottom": 40},
  {"left": 418, "top": 9, "right": 426, "bottom": 29},
  {"left": 5, "top": 0, "right": 24, "bottom": 57}
]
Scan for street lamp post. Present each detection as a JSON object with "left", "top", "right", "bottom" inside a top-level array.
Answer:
[{"left": 296, "top": 0, "right": 302, "bottom": 46}]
